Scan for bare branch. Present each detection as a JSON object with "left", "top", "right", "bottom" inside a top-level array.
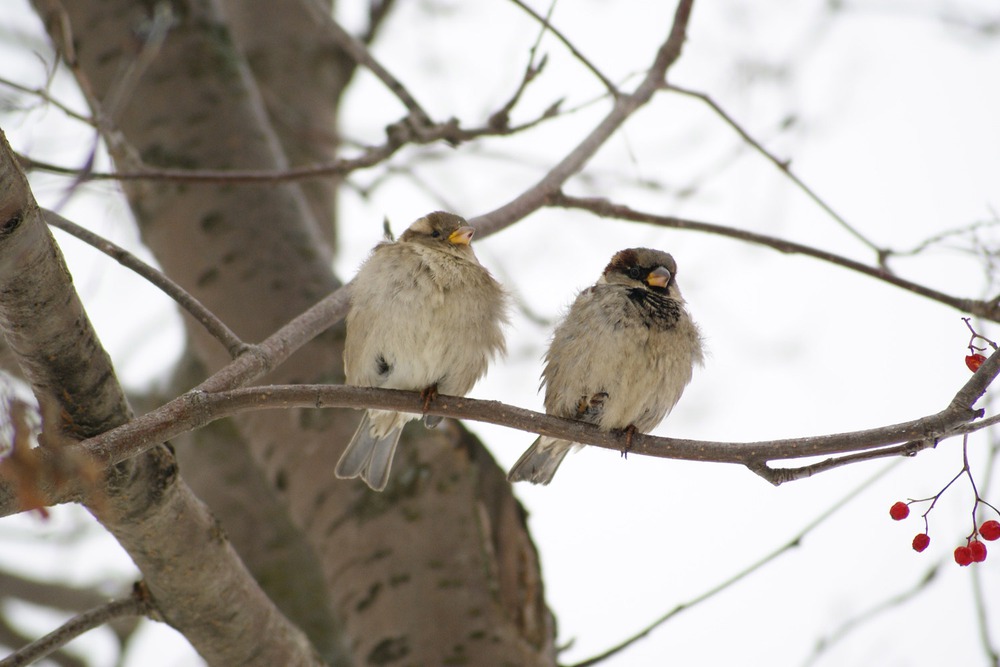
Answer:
[
  {"left": 507, "top": 0, "right": 619, "bottom": 95},
  {"left": 0, "top": 127, "right": 324, "bottom": 666},
  {"left": 548, "top": 193, "right": 998, "bottom": 322},
  {"left": 0, "top": 74, "right": 94, "bottom": 125},
  {"left": 72, "top": 345, "right": 994, "bottom": 481},
  {"left": 0, "top": 617, "right": 85, "bottom": 667},
  {"left": 970, "top": 421, "right": 1000, "bottom": 664},
  {"left": 304, "top": 0, "right": 431, "bottom": 126},
  {"left": 801, "top": 565, "right": 941, "bottom": 667},
  {"left": 665, "top": 83, "right": 883, "bottom": 254},
  {"left": 360, "top": 0, "right": 397, "bottom": 44},
  {"left": 747, "top": 440, "right": 935, "bottom": 485},
  {"left": 0, "top": 583, "right": 152, "bottom": 667},
  {"left": 469, "top": 0, "right": 695, "bottom": 236},
  {"left": 569, "top": 461, "right": 902, "bottom": 667},
  {"left": 42, "top": 209, "right": 248, "bottom": 358},
  {"left": 18, "top": 100, "right": 566, "bottom": 185}
]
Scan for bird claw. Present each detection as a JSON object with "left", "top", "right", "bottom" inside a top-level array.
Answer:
[
  {"left": 420, "top": 384, "right": 439, "bottom": 421},
  {"left": 619, "top": 424, "right": 637, "bottom": 459}
]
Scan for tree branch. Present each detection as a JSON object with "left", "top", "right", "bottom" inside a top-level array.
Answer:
[
  {"left": 304, "top": 0, "right": 431, "bottom": 126},
  {"left": 664, "top": 83, "right": 883, "bottom": 253},
  {"left": 548, "top": 192, "right": 999, "bottom": 322},
  {"left": 0, "top": 126, "right": 323, "bottom": 666},
  {"left": 42, "top": 209, "right": 248, "bottom": 358},
  {"left": 507, "top": 0, "right": 618, "bottom": 95},
  {"left": 568, "top": 460, "right": 901, "bottom": 667},
  {"left": 801, "top": 565, "right": 941, "bottom": 667},
  {"left": 0, "top": 583, "right": 153, "bottom": 667},
  {"left": 68, "top": 345, "right": 995, "bottom": 486},
  {"left": 469, "top": 0, "right": 695, "bottom": 237}
]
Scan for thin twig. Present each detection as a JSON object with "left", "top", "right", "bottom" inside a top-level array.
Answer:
[
  {"left": 100, "top": 3, "right": 173, "bottom": 126},
  {"left": 507, "top": 0, "right": 619, "bottom": 95},
  {"left": 665, "top": 83, "right": 883, "bottom": 253},
  {"left": 800, "top": 565, "right": 941, "bottom": 667},
  {"left": 470, "top": 0, "right": 695, "bottom": 236},
  {"left": 488, "top": 1, "right": 556, "bottom": 130},
  {"left": 42, "top": 209, "right": 249, "bottom": 358},
  {"left": 0, "top": 75, "right": 94, "bottom": 125},
  {"left": 970, "top": 387, "right": 1000, "bottom": 665},
  {"left": 0, "top": 584, "right": 153, "bottom": 667},
  {"left": 306, "top": 0, "right": 431, "bottom": 125},
  {"left": 360, "top": 0, "right": 397, "bottom": 44},
  {"left": 548, "top": 193, "right": 997, "bottom": 322},
  {"left": 748, "top": 439, "right": 937, "bottom": 485},
  {"left": 567, "top": 460, "right": 902, "bottom": 667},
  {"left": 18, "top": 100, "right": 563, "bottom": 185}
]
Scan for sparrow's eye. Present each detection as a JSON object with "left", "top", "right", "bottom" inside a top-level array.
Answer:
[
  {"left": 431, "top": 230, "right": 441, "bottom": 238},
  {"left": 627, "top": 267, "right": 641, "bottom": 280}
]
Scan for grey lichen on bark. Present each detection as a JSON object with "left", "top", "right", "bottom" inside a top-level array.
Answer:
[{"left": 0, "top": 127, "right": 324, "bottom": 666}]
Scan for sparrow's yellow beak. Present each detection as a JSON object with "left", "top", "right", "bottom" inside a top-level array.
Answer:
[
  {"left": 646, "top": 266, "right": 671, "bottom": 288},
  {"left": 448, "top": 225, "right": 475, "bottom": 246}
]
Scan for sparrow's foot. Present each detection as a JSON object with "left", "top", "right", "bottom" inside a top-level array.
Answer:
[
  {"left": 619, "top": 424, "right": 637, "bottom": 459},
  {"left": 421, "top": 384, "right": 441, "bottom": 428}
]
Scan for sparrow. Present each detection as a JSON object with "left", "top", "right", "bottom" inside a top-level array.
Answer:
[
  {"left": 335, "top": 211, "right": 508, "bottom": 491},
  {"left": 507, "top": 248, "right": 703, "bottom": 485}
]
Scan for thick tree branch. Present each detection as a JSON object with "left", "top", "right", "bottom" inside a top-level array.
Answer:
[
  {"left": 2, "top": 263, "right": 989, "bottom": 518},
  {"left": 61, "top": 345, "right": 995, "bottom": 489},
  {"left": 0, "top": 126, "right": 323, "bottom": 666}
]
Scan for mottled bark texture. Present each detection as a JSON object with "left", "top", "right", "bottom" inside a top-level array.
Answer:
[
  {"left": 23, "top": 0, "right": 553, "bottom": 664},
  {"left": 0, "top": 128, "right": 323, "bottom": 666}
]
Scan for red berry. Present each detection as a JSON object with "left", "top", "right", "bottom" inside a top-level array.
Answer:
[
  {"left": 954, "top": 546, "right": 973, "bottom": 566},
  {"left": 969, "top": 540, "right": 988, "bottom": 562},
  {"left": 889, "top": 501, "right": 910, "bottom": 521},
  {"left": 981, "top": 520, "right": 1000, "bottom": 541},
  {"left": 912, "top": 533, "right": 930, "bottom": 552},
  {"left": 966, "top": 353, "right": 986, "bottom": 372}
]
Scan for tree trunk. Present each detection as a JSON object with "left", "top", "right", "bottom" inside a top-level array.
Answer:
[{"left": 24, "top": 0, "right": 554, "bottom": 663}]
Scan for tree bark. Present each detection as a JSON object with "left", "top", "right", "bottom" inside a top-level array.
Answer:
[
  {"left": 0, "top": 127, "right": 323, "bottom": 666},
  {"left": 24, "top": 0, "right": 554, "bottom": 663}
]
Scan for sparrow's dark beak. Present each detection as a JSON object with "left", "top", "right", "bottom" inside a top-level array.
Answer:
[
  {"left": 448, "top": 226, "right": 475, "bottom": 246},
  {"left": 646, "top": 266, "right": 671, "bottom": 288}
]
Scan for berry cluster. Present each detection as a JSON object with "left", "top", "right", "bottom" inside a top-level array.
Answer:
[
  {"left": 902, "top": 321, "right": 997, "bottom": 565},
  {"left": 891, "top": 502, "right": 999, "bottom": 565}
]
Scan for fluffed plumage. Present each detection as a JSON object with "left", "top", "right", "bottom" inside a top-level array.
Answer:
[
  {"left": 335, "top": 211, "right": 508, "bottom": 491},
  {"left": 508, "top": 248, "right": 703, "bottom": 484}
]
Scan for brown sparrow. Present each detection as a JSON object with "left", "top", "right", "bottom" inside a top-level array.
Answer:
[
  {"left": 336, "top": 212, "right": 508, "bottom": 491},
  {"left": 508, "top": 248, "right": 703, "bottom": 484}
]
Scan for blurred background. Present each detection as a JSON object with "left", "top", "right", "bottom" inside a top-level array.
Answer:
[{"left": 1, "top": 0, "right": 998, "bottom": 664}]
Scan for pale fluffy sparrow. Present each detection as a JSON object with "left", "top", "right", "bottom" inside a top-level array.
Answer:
[
  {"left": 336, "top": 211, "right": 508, "bottom": 491},
  {"left": 508, "top": 248, "right": 703, "bottom": 484}
]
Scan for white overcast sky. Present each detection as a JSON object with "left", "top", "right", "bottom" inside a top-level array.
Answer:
[{"left": 2, "top": 1, "right": 999, "bottom": 665}]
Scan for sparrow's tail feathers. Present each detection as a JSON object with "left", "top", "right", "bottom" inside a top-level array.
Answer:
[
  {"left": 507, "top": 436, "right": 574, "bottom": 485},
  {"left": 335, "top": 412, "right": 404, "bottom": 491}
]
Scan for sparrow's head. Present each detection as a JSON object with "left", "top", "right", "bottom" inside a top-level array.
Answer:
[
  {"left": 399, "top": 211, "right": 476, "bottom": 255},
  {"left": 602, "top": 248, "right": 679, "bottom": 295}
]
